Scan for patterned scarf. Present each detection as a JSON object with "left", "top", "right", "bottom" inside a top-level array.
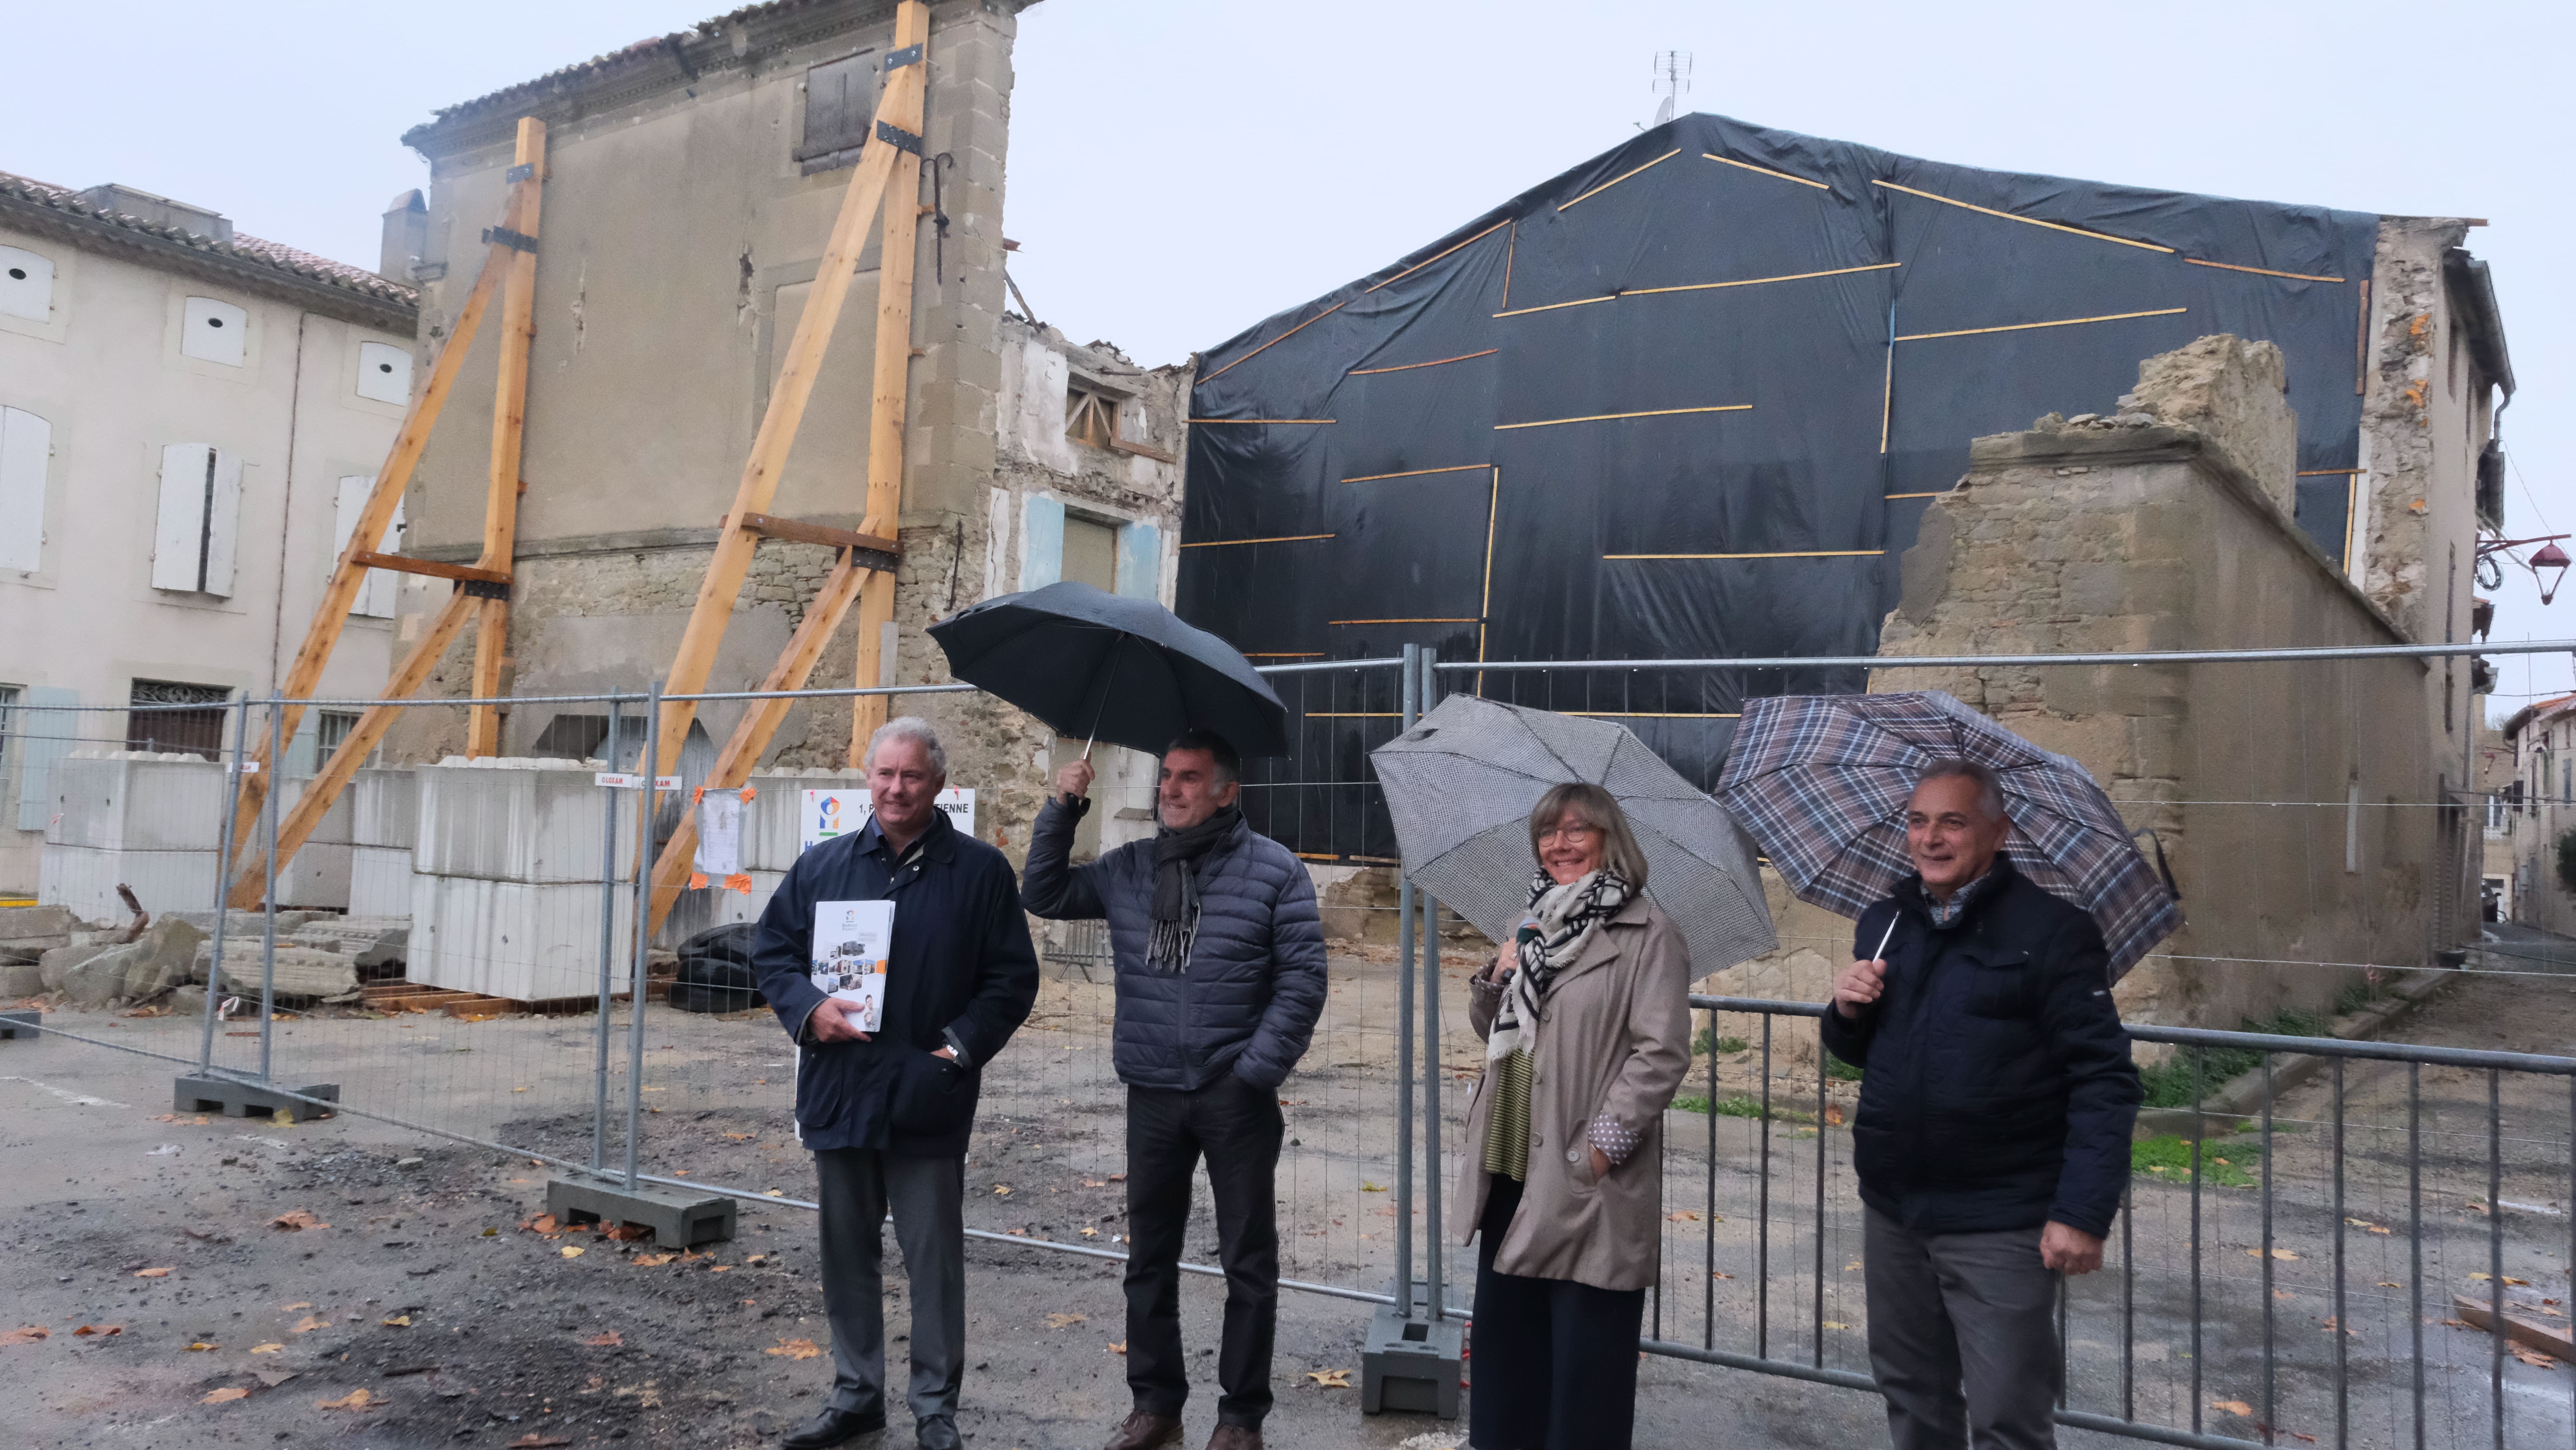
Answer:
[
  {"left": 1146, "top": 804, "right": 1241, "bottom": 972},
  {"left": 1485, "top": 865, "right": 1631, "bottom": 1062}
]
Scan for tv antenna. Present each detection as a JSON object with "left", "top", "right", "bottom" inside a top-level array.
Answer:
[{"left": 1650, "top": 50, "right": 1692, "bottom": 128}]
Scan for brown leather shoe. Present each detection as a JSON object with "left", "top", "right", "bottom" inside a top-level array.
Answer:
[
  {"left": 1103, "top": 1410, "right": 1184, "bottom": 1450},
  {"left": 1204, "top": 1425, "right": 1262, "bottom": 1450}
]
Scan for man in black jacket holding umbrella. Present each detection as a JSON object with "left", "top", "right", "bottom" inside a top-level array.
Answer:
[
  {"left": 1821, "top": 758, "right": 2140, "bottom": 1450},
  {"left": 753, "top": 717, "right": 1039, "bottom": 1450}
]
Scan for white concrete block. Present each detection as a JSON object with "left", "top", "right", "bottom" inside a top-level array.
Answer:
[
  {"left": 351, "top": 768, "right": 418, "bottom": 849},
  {"left": 705, "top": 869, "right": 785, "bottom": 927},
  {"left": 414, "top": 757, "right": 636, "bottom": 883},
  {"left": 277, "top": 775, "right": 357, "bottom": 848},
  {"left": 270, "top": 840, "right": 351, "bottom": 910},
  {"left": 348, "top": 845, "right": 414, "bottom": 918},
  {"left": 407, "top": 872, "right": 635, "bottom": 1001},
  {"left": 46, "top": 753, "right": 229, "bottom": 852},
  {"left": 38, "top": 842, "right": 217, "bottom": 923}
]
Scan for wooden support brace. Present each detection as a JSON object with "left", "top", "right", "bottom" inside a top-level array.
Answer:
[
  {"left": 849, "top": 5, "right": 929, "bottom": 765},
  {"left": 223, "top": 149, "right": 532, "bottom": 853},
  {"left": 468, "top": 118, "right": 548, "bottom": 758},
  {"left": 735, "top": 512, "right": 902, "bottom": 572},
  {"left": 229, "top": 590, "right": 477, "bottom": 907},
  {"left": 651, "top": 2, "right": 928, "bottom": 789},
  {"left": 350, "top": 552, "right": 511, "bottom": 587}
]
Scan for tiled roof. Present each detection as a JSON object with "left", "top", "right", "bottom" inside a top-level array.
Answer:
[
  {"left": 0, "top": 171, "right": 417, "bottom": 317},
  {"left": 412, "top": 0, "right": 882, "bottom": 138}
]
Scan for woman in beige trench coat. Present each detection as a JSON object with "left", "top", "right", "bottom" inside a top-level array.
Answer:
[{"left": 1455, "top": 782, "right": 1693, "bottom": 1450}]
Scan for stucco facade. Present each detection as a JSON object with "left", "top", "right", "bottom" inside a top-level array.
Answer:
[{"left": 0, "top": 176, "right": 417, "bottom": 894}]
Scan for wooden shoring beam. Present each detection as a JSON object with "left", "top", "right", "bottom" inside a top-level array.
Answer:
[
  {"left": 466, "top": 118, "right": 548, "bottom": 757},
  {"left": 651, "top": 0, "right": 928, "bottom": 787},
  {"left": 223, "top": 154, "right": 535, "bottom": 852},
  {"left": 848, "top": 32, "right": 929, "bottom": 764},
  {"left": 229, "top": 590, "right": 478, "bottom": 907},
  {"left": 350, "top": 551, "right": 511, "bottom": 586}
]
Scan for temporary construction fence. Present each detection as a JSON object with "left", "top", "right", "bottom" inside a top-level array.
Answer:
[{"left": 5, "top": 638, "right": 2575, "bottom": 1448}]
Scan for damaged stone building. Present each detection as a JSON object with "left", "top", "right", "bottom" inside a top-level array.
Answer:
[{"left": 381, "top": 0, "right": 1188, "bottom": 903}]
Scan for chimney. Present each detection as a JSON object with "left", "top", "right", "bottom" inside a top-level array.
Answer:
[
  {"left": 380, "top": 189, "right": 428, "bottom": 283},
  {"left": 76, "top": 184, "right": 232, "bottom": 244}
]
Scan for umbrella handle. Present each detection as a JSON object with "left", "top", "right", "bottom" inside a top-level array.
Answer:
[{"left": 1869, "top": 915, "right": 1898, "bottom": 964}]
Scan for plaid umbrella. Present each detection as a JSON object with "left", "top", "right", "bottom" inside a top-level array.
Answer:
[
  {"left": 1713, "top": 691, "right": 2180, "bottom": 980},
  {"left": 1370, "top": 695, "right": 1777, "bottom": 974}
]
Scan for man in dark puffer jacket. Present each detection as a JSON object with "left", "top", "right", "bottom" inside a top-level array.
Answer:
[
  {"left": 1023, "top": 728, "right": 1327, "bottom": 1450},
  {"left": 1821, "top": 758, "right": 2140, "bottom": 1450}
]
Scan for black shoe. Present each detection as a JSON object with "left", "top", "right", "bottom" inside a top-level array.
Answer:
[{"left": 781, "top": 1405, "right": 888, "bottom": 1449}]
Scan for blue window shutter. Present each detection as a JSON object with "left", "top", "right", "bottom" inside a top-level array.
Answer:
[
  {"left": 1022, "top": 495, "right": 1065, "bottom": 589},
  {"left": 1115, "top": 521, "right": 1162, "bottom": 601},
  {"left": 284, "top": 713, "right": 320, "bottom": 779},
  {"left": 15, "top": 685, "right": 76, "bottom": 832}
]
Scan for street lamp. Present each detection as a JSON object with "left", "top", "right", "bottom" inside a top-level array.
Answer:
[{"left": 2534, "top": 543, "right": 2571, "bottom": 606}]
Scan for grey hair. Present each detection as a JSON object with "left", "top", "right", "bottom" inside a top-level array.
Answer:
[
  {"left": 1527, "top": 782, "right": 1651, "bottom": 889},
  {"left": 1915, "top": 758, "right": 2007, "bottom": 822},
  {"left": 863, "top": 716, "right": 948, "bottom": 777}
]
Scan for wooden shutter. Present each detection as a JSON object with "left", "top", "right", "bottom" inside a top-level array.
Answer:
[
  {"left": 1020, "top": 495, "right": 1065, "bottom": 589},
  {"left": 333, "top": 474, "right": 402, "bottom": 617},
  {"left": 153, "top": 443, "right": 242, "bottom": 595},
  {"left": 796, "top": 51, "right": 878, "bottom": 166},
  {"left": 0, "top": 405, "right": 48, "bottom": 571},
  {"left": 201, "top": 448, "right": 242, "bottom": 596},
  {"left": 1115, "top": 521, "right": 1162, "bottom": 602},
  {"left": 14, "top": 685, "right": 75, "bottom": 832}
]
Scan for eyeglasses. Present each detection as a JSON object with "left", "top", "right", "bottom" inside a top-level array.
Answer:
[{"left": 1537, "top": 823, "right": 1601, "bottom": 846}]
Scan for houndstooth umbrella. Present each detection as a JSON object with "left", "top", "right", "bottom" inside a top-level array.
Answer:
[
  {"left": 1713, "top": 691, "right": 2180, "bottom": 980},
  {"left": 1369, "top": 696, "right": 1777, "bottom": 974}
]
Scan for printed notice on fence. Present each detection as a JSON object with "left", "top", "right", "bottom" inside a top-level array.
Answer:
[{"left": 810, "top": 900, "right": 893, "bottom": 1032}]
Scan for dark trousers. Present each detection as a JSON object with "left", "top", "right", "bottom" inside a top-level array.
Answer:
[
  {"left": 813, "top": 1148, "right": 967, "bottom": 1449},
  {"left": 1124, "top": 1073, "right": 1285, "bottom": 1428},
  {"left": 1468, "top": 1175, "right": 1648, "bottom": 1450},
  {"left": 1862, "top": 1206, "right": 2062, "bottom": 1450}
]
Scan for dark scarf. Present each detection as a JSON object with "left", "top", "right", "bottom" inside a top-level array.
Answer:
[{"left": 1147, "top": 804, "right": 1241, "bottom": 971}]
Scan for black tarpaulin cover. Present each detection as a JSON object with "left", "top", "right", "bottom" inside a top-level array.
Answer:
[{"left": 1180, "top": 113, "right": 2378, "bottom": 859}]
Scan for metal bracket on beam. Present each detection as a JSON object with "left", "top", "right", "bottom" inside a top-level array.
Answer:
[
  {"left": 504, "top": 162, "right": 537, "bottom": 183},
  {"left": 482, "top": 225, "right": 540, "bottom": 254},
  {"left": 876, "top": 121, "right": 924, "bottom": 158},
  {"left": 884, "top": 43, "right": 923, "bottom": 71},
  {"left": 459, "top": 578, "right": 512, "bottom": 601},
  {"left": 736, "top": 512, "right": 902, "bottom": 575}
]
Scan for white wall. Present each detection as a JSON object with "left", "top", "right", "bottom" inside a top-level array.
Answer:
[{"left": 0, "top": 225, "right": 410, "bottom": 891}]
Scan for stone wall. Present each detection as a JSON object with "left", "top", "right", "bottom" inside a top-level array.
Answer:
[{"left": 1726, "top": 336, "right": 2443, "bottom": 1031}]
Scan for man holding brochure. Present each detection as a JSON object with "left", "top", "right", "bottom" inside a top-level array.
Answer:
[{"left": 754, "top": 717, "right": 1040, "bottom": 1450}]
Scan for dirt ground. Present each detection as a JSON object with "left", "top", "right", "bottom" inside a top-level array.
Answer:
[{"left": 6, "top": 938, "right": 2574, "bottom": 1449}]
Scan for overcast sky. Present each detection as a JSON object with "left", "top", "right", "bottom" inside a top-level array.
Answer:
[{"left": 9, "top": 0, "right": 2569, "bottom": 709}]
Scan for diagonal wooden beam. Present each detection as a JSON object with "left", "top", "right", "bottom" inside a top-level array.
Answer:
[
  {"left": 466, "top": 118, "right": 548, "bottom": 758},
  {"left": 848, "top": 35, "right": 928, "bottom": 765},
  {"left": 652, "top": 0, "right": 928, "bottom": 785},
  {"left": 229, "top": 589, "right": 478, "bottom": 907},
  {"left": 224, "top": 163, "right": 530, "bottom": 852}
]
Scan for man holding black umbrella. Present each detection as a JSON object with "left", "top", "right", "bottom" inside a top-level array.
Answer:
[{"left": 1024, "top": 729, "right": 1328, "bottom": 1450}]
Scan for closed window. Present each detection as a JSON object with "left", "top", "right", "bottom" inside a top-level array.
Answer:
[
  {"left": 152, "top": 443, "right": 243, "bottom": 596},
  {"left": 796, "top": 50, "right": 879, "bottom": 171},
  {"left": 0, "top": 405, "right": 49, "bottom": 571},
  {"left": 181, "top": 296, "right": 247, "bottom": 366},
  {"left": 355, "top": 341, "right": 411, "bottom": 404},
  {"left": 0, "top": 246, "right": 53, "bottom": 323},
  {"left": 1061, "top": 514, "right": 1118, "bottom": 592},
  {"left": 126, "top": 680, "right": 230, "bottom": 759},
  {"left": 331, "top": 475, "right": 403, "bottom": 618},
  {"left": 315, "top": 710, "right": 363, "bottom": 771}
]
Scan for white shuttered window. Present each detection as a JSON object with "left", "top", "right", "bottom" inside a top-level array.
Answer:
[
  {"left": 152, "top": 443, "right": 242, "bottom": 596},
  {"left": 0, "top": 405, "right": 50, "bottom": 571},
  {"left": 331, "top": 474, "right": 403, "bottom": 618}
]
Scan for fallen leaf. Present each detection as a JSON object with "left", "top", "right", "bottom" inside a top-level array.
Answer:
[
  {"left": 185, "top": 1341, "right": 220, "bottom": 1351},
  {"left": 992, "top": 1185, "right": 1013, "bottom": 1196},
  {"left": 709, "top": 1265, "right": 732, "bottom": 1273},
  {"left": 1822, "top": 1320, "right": 1852, "bottom": 1330},
  {"left": 1823, "top": 1104, "right": 1846, "bottom": 1127},
  {"left": 632, "top": 1253, "right": 676, "bottom": 1268},
  {"left": 1305, "top": 1369, "right": 1353, "bottom": 1388},
  {"left": 1080, "top": 1227, "right": 1100, "bottom": 1238},
  {"left": 1844, "top": 1260, "right": 1864, "bottom": 1272},
  {"left": 315, "top": 1387, "right": 379, "bottom": 1410},
  {"left": 270, "top": 1210, "right": 329, "bottom": 1232},
  {"left": 2211, "top": 1400, "right": 2254, "bottom": 1417},
  {"left": 521, "top": 1214, "right": 559, "bottom": 1235},
  {"left": 291, "top": 1316, "right": 329, "bottom": 1334},
  {"left": 72, "top": 1324, "right": 122, "bottom": 1337},
  {"left": 249, "top": 1343, "right": 284, "bottom": 1353},
  {"left": 279, "top": 1302, "right": 310, "bottom": 1311},
  {"left": 604, "top": 1224, "right": 653, "bottom": 1242},
  {"left": 764, "top": 1189, "right": 785, "bottom": 1198},
  {"left": 1710, "top": 1272, "right": 1735, "bottom": 1280},
  {"left": 2509, "top": 1277, "right": 2533, "bottom": 1287},
  {"left": 1108, "top": 1341, "right": 1127, "bottom": 1355},
  {"left": 1082, "top": 1179, "right": 1109, "bottom": 1188},
  {"left": 1361, "top": 1182, "right": 1385, "bottom": 1193},
  {"left": 1108, "top": 1173, "right": 1126, "bottom": 1182},
  {"left": 561, "top": 1246, "right": 585, "bottom": 1259},
  {"left": 765, "top": 1339, "right": 823, "bottom": 1360},
  {"left": 723, "top": 1132, "right": 755, "bottom": 1141},
  {"left": 2378, "top": 1282, "right": 2402, "bottom": 1289},
  {"left": 380, "top": 1316, "right": 412, "bottom": 1327},
  {"left": 2289, "top": 1434, "right": 2318, "bottom": 1445},
  {"left": 507, "top": 1436, "right": 574, "bottom": 1448},
  {"left": 201, "top": 1387, "right": 250, "bottom": 1404},
  {"left": 1, "top": 1326, "right": 49, "bottom": 1344},
  {"left": 1667, "top": 1210, "right": 1702, "bottom": 1222},
  {"left": 133, "top": 1266, "right": 173, "bottom": 1278},
  {"left": 1045, "top": 1313, "right": 1086, "bottom": 1329},
  {"left": 2513, "top": 1346, "right": 2560, "bottom": 1369},
  {"left": 584, "top": 1331, "right": 623, "bottom": 1347},
  {"left": 2246, "top": 1249, "right": 2299, "bottom": 1260}
]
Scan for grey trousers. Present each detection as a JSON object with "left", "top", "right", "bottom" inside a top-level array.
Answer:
[
  {"left": 1862, "top": 1206, "right": 2062, "bottom": 1450},
  {"left": 814, "top": 1148, "right": 966, "bottom": 1446}
]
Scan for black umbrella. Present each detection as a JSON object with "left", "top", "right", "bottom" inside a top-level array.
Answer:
[{"left": 926, "top": 581, "right": 1290, "bottom": 758}]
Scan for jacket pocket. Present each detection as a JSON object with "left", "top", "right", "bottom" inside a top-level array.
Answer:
[
  {"left": 1962, "top": 949, "right": 2040, "bottom": 1019},
  {"left": 888, "top": 1045, "right": 975, "bottom": 1137}
]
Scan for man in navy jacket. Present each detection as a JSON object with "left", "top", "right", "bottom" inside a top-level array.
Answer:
[
  {"left": 753, "top": 718, "right": 1038, "bottom": 1450},
  {"left": 1025, "top": 729, "right": 1327, "bottom": 1450},
  {"left": 1820, "top": 759, "right": 2140, "bottom": 1450}
]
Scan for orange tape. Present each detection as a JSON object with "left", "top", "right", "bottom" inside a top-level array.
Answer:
[
  {"left": 688, "top": 872, "right": 709, "bottom": 890},
  {"left": 724, "top": 874, "right": 754, "bottom": 895}
]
